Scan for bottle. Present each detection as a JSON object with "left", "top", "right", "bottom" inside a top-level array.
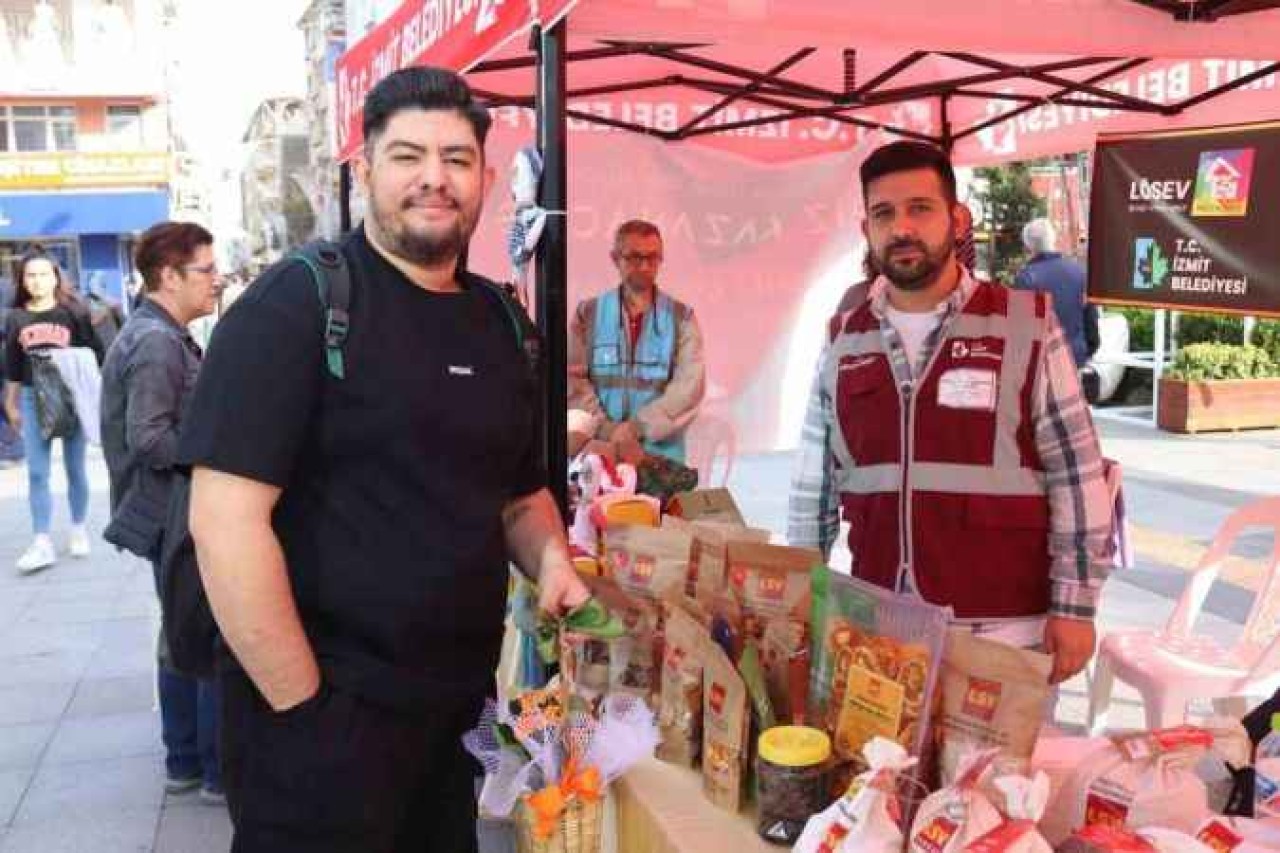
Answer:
[{"left": 1256, "top": 712, "right": 1280, "bottom": 821}]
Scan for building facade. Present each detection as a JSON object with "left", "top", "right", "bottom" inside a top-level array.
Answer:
[
  {"left": 240, "top": 97, "right": 312, "bottom": 270},
  {"left": 0, "top": 0, "right": 172, "bottom": 303},
  {"left": 298, "top": 0, "right": 345, "bottom": 240}
]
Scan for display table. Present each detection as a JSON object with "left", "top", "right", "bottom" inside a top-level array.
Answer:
[{"left": 612, "top": 758, "right": 779, "bottom": 853}]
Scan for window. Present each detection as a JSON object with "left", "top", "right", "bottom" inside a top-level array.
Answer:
[
  {"left": 2, "top": 105, "right": 77, "bottom": 152},
  {"left": 106, "top": 105, "right": 142, "bottom": 148}
]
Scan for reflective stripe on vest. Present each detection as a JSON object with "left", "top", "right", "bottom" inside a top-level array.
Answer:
[{"left": 829, "top": 288, "right": 1046, "bottom": 498}]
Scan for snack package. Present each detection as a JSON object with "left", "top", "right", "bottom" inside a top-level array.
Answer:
[
  {"left": 810, "top": 568, "right": 951, "bottom": 782},
  {"left": 666, "top": 517, "right": 770, "bottom": 603},
  {"left": 1194, "top": 816, "right": 1280, "bottom": 853},
  {"left": 937, "top": 630, "right": 1053, "bottom": 786},
  {"left": 909, "top": 750, "right": 1006, "bottom": 853},
  {"left": 1055, "top": 825, "right": 1158, "bottom": 853},
  {"left": 702, "top": 641, "right": 750, "bottom": 812},
  {"left": 725, "top": 541, "right": 820, "bottom": 723},
  {"left": 667, "top": 487, "right": 746, "bottom": 525},
  {"left": 656, "top": 604, "right": 707, "bottom": 767},
  {"left": 1134, "top": 828, "right": 1215, "bottom": 853},
  {"left": 794, "top": 737, "right": 919, "bottom": 853},
  {"left": 1041, "top": 727, "right": 1213, "bottom": 846},
  {"left": 962, "top": 773, "right": 1053, "bottom": 853},
  {"left": 603, "top": 524, "right": 693, "bottom": 603}
]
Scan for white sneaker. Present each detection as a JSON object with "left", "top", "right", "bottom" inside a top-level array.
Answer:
[
  {"left": 69, "top": 525, "right": 91, "bottom": 558},
  {"left": 16, "top": 535, "right": 57, "bottom": 574}
]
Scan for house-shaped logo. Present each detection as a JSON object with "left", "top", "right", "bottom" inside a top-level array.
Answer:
[{"left": 1192, "top": 148, "right": 1255, "bottom": 217}]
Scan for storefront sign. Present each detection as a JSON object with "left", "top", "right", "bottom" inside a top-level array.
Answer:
[
  {"left": 1087, "top": 121, "right": 1280, "bottom": 317},
  {"left": 0, "top": 190, "right": 169, "bottom": 237},
  {"left": 0, "top": 152, "right": 170, "bottom": 190},
  {"left": 334, "top": 0, "right": 579, "bottom": 162}
]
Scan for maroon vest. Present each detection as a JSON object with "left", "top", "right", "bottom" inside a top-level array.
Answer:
[{"left": 824, "top": 281, "right": 1051, "bottom": 619}]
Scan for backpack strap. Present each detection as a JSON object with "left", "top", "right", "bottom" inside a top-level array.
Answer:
[
  {"left": 472, "top": 278, "right": 542, "bottom": 375},
  {"left": 290, "top": 241, "right": 350, "bottom": 380}
]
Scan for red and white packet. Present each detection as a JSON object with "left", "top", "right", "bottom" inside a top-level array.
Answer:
[
  {"left": 963, "top": 772, "right": 1053, "bottom": 853},
  {"left": 909, "top": 750, "right": 1006, "bottom": 853}
]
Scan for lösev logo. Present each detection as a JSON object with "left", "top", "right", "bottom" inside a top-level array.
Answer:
[
  {"left": 1132, "top": 238, "right": 1171, "bottom": 290},
  {"left": 1192, "top": 148, "right": 1255, "bottom": 217}
]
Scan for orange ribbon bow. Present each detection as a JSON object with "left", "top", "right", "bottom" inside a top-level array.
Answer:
[{"left": 524, "top": 760, "right": 604, "bottom": 841}]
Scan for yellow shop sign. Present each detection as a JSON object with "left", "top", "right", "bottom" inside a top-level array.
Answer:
[{"left": 0, "top": 152, "right": 170, "bottom": 189}]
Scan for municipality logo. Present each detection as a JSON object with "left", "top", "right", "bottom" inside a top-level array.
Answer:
[
  {"left": 1192, "top": 148, "right": 1255, "bottom": 217},
  {"left": 1133, "top": 238, "right": 1170, "bottom": 290}
]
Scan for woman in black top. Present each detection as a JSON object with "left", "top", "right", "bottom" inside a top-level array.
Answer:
[{"left": 4, "top": 249, "right": 103, "bottom": 574}]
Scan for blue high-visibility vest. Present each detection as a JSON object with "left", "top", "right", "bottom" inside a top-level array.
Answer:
[{"left": 589, "top": 288, "right": 684, "bottom": 461}]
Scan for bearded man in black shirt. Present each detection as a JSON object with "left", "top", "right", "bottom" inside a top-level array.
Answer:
[{"left": 178, "top": 67, "right": 589, "bottom": 853}]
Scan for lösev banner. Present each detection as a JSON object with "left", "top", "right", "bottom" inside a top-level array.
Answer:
[
  {"left": 1088, "top": 121, "right": 1280, "bottom": 317},
  {"left": 334, "top": 0, "right": 579, "bottom": 163}
]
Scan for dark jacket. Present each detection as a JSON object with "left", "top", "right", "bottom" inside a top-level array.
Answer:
[
  {"left": 100, "top": 299, "right": 202, "bottom": 561},
  {"left": 1014, "top": 252, "right": 1100, "bottom": 368}
]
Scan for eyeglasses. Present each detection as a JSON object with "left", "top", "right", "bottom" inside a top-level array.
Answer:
[
  {"left": 183, "top": 263, "right": 218, "bottom": 276},
  {"left": 617, "top": 252, "right": 662, "bottom": 267}
]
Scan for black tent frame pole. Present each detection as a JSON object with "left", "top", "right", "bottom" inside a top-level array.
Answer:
[
  {"left": 536, "top": 18, "right": 569, "bottom": 519},
  {"left": 339, "top": 161, "right": 352, "bottom": 235}
]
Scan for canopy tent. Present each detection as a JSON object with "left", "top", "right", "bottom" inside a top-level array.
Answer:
[{"left": 333, "top": 0, "right": 1280, "bottom": 504}]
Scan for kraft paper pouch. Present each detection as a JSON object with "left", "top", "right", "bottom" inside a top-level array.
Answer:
[
  {"left": 667, "top": 487, "right": 746, "bottom": 525},
  {"left": 656, "top": 603, "right": 708, "bottom": 767},
  {"left": 938, "top": 630, "right": 1053, "bottom": 786},
  {"left": 702, "top": 641, "right": 749, "bottom": 812}
]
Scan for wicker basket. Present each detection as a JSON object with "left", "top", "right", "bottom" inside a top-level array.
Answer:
[{"left": 514, "top": 796, "right": 604, "bottom": 853}]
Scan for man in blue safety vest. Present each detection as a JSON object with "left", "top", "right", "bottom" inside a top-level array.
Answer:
[{"left": 569, "top": 220, "right": 705, "bottom": 463}]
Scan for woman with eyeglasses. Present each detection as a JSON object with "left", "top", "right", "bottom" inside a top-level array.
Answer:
[{"left": 4, "top": 248, "right": 104, "bottom": 574}]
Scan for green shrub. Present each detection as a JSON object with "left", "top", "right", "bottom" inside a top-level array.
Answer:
[
  {"left": 1164, "top": 343, "right": 1280, "bottom": 381},
  {"left": 1252, "top": 320, "right": 1280, "bottom": 365},
  {"left": 1114, "top": 308, "right": 1154, "bottom": 350},
  {"left": 1178, "top": 312, "right": 1244, "bottom": 346}
]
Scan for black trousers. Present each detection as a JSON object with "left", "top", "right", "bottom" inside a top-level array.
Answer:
[{"left": 220, "top": 669, "right": 482, "bottom": 853}]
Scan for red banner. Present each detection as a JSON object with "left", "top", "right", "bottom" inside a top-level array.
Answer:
[{"left": 335, "top": 0, "right": 570, "bottom": 161}]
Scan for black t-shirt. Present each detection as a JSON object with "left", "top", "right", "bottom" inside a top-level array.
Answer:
[
  {"left": 5, "top": 303, "right": 103, "bottom": 385},
  {"left": 176, "top": 228, "right": 545, "bottom": 713}
]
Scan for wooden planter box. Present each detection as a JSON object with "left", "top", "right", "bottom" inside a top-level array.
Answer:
[{"left": 1158, "top": 377, "right": 1280, "bottom": 433}]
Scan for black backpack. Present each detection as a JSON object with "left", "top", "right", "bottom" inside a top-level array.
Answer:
[{"left": 157, "top": 241, "right": 540, "bottom": 678}]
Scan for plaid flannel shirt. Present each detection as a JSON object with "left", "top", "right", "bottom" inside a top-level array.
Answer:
[{"left": 787, "top": 271, "right": 1113, "bottom": 621}]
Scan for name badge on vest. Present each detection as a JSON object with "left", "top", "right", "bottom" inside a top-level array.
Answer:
[
  {"left": 937, "top": 368, "right": 998, "bottom": 411},
  {"left": 592, "top": 344, "right": 621, "bottom": 367}
]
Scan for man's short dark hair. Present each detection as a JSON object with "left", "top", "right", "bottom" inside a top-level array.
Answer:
[
  {"left": 860, "top": 140, "right": 957, "bottom": 204},
  {"left": 134, "top": 222, "right": 214, "bottom": 293},
  {"left": 613, "top": 220, "right": 662, "bottom": 248},
  {"left": 362, "top": 66, "right": 492, "bottom": 153}
]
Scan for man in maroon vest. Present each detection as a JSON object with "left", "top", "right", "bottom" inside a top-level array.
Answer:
[{"left": 788, "top": 141, "right": 1113, "bottom": 686}]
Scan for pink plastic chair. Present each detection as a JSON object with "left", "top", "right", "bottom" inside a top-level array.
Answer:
[
  {"left": 1087, "top": 497, "right": 1280, "bottom": 734},
  {"left": 684, "top": 414, "right": 736, "bottom": 488}
]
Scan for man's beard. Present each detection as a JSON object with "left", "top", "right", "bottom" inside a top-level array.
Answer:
[
  {"left": 371, "top": 200, "right": 471, "bottom": 266},
  {"left": 873, "top": 234, "right": 954, "bottom": 292}
]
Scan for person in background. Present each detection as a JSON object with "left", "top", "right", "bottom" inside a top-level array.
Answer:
[
  {"left": 569, "top": 220, "right": 705, "bottom": 463},
  {"left": 788, "top": 141, "right": 1113, "bottom": 688},
  {"left": 1015, "top": 218, "right": 1100, "bottom": 369},
  {"left": 4, "top": 248, "right": 103, "bottom": 574},
  {"left": 101, "top": 222, "right": 224, "bottom": 804}
]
